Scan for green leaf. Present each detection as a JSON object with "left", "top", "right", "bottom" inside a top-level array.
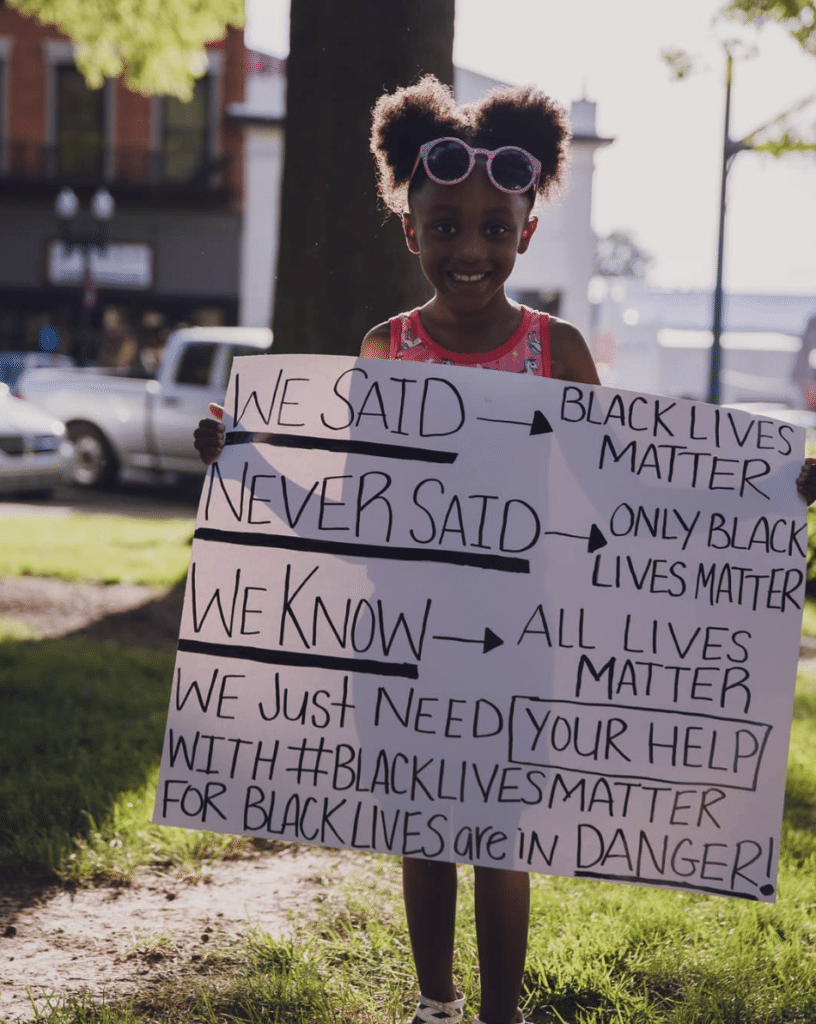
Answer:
[
  {"left": 7, "top": 0, "right": 245, "bottom": 98},
  {"left": 661, "top": 46, "right": 697, "bottom": 79},
  {"left": 720, "top": 0, "right": 816, "bottom": 56}
]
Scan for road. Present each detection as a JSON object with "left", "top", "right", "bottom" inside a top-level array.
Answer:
[{"left": 0, "top": 474, "right": 201, "bottom": 519}]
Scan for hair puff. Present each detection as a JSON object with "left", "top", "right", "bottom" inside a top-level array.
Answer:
[
  {"left": 469, "top": 85, "right": 570, "bottom": 200},
  {"left": 370, "top": 76, "right": 469, "bottom": 214},
  {"left": 370, "top": 75, "right": 571, "bottom": 213}
]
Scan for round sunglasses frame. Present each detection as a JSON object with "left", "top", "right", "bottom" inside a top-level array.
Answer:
[{"left": 410, "top": 137, "right": 542, "bottom": 195}]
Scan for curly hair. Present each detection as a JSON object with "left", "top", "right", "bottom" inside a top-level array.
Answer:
[{"left": 370, "top": 75, "right": 571, "bottom": 213}]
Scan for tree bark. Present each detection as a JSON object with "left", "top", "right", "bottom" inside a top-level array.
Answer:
[{"left": 272, "top": 0, "right": 455, "bottom": 355}]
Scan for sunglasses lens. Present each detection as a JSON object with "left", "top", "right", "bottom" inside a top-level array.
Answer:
[
  {"left": 425, "top": 140, "right": 471, "bottom": 182},
  {"left": 491, "top": 149, "right": 536, "bottom": 192}
]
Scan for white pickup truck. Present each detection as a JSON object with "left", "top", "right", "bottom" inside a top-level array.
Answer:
[{"left": 19, "top": 326, "right": 272, "bottom": 487}]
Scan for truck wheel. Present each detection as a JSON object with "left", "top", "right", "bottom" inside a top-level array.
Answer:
[{"left": 67, "top": 423, "right": 118, "bottom": 488}]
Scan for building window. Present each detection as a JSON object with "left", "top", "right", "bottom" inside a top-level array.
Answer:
[
  {"left": 162, "top": 75, "right": 211, "bottom": 181},
  {"left": 174, "top": 342, "right": 217, "bottom": 385},
  {"left": 55, "top": 64, "right": 105, "bottom": 176},
  {"left": 45, "top": 41, "right": 113, "bottom": 180}
]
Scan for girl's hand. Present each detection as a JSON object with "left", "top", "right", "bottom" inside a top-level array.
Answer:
[
  {"left": 194, "top": 403, "right": 225, "bottom": 465},
  {"left": 796, "top": 458, "right": 816, "bottom": 505}
]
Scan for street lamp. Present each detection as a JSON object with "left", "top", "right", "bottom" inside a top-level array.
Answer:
[
  {"left": 709, "top": 52, "right": 752, "bottom": 406},
  {"left": 669, "top": 35, "right": 816, "bottom": 405},
  {"left": 54, "top": 185, "right": 115, "bottom": 364}
]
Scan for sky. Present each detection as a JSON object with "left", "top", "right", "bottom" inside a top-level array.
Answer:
[{"left": 244, "top": 0, "right": 816, "bottom": 298}]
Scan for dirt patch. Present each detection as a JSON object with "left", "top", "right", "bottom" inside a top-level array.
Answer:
[
  {"left": 0, "top": 575, "right": 183, "bottom": 652},
  {"left": 0, "top": 847, "right": 387, "bottom": 1022},
  {"left": 0, "top": 580, "right": 391, "bottom": 1020}
]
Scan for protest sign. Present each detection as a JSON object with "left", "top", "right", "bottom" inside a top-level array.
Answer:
[{"left": 153, "top": 354, "right": 806, "bottom": 901}]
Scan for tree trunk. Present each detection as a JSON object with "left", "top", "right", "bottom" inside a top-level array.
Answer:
[{"left": 272, "top": 0, "right": 455, "bottom": 355}]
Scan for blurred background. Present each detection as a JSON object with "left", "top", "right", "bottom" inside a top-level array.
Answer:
[
  {"left": 0, "top": 0, "right": 814, "bottom": 406},
  {"left": 4, "top": 12, "right": 816, "bottom": 1024}
]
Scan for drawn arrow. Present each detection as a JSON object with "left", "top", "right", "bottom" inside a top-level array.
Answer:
[
  {"left": 432, "top": 627, "right": 504, "bottom": 654},
  {"left": 544, "top": 523, "right": 607, "bottom": 553},
  {"left": 476, "top": 410, "right": 552, "bottom": 435}
]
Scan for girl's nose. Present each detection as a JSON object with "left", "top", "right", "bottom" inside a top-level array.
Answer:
[{"left": 452, "top": 230, "right": 485, "bottom": 262}]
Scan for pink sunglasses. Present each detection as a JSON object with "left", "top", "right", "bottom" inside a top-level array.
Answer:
[{"left": 410, "top": 137, "right": 542, "bottom": 195}]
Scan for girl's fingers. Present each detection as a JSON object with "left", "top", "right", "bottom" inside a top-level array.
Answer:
[
  {"left": 193, "top": 416, "right": 225, "bottom": 465},
  {"left": 796, "top": 460, "right": 816, "bottom": 504}
]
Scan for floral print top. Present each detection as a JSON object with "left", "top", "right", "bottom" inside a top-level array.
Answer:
[{"left": 388, "top": 306, "right": 551, "bottom": 376}]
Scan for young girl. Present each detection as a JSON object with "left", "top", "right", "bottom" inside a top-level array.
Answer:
[
  {"left": 195, "top": 75, "right": 816, "bottom": 1024},
  {"left": 362, "top": 76, "right": 596, "bottom": 1024}
]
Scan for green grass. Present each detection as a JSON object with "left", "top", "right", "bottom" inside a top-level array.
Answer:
[
  {"left": 0, "top": 616, "right": 39, "bottom": 640},
  {"left": 13, "top": 823, "right": 816, "bottom": 1024},
  {"left": 0, "top": 514, "right": 193, "bottom": 586},
  {"left": 2, "top": 647, "right": 816, "bottom": 1022},
  {"left": 800, "top": 598, "right": 816, "bottom": 639},
  {"left": 2, "top": 512, "right": 816, "bottom": 1022},
  {"left": 0, "top": 636, "right": 257, "bottom": 880}
]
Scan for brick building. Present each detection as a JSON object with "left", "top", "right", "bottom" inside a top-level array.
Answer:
[
  {"left": 232, "top": 61, "right": 612, "bottom": 345},
  {"left": 0, "top": 4, "right": 246, "bottom": 366}
]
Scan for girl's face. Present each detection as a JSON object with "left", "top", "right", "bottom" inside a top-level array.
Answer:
[{"left": 405, "top": 162, "right": 536, "bottom": 314}]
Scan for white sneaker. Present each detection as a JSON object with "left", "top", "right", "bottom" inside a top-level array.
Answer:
[{"left": 411, "top": 993, "right": 466, "bottom": 1024}]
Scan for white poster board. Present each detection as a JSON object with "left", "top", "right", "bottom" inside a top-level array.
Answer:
[{"left": 154, "top": 354, "right": 807, "bottom": 902}]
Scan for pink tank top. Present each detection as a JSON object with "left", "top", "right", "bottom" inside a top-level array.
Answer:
[{"left": 388, "top": 306, "right": 551, "bottom": 376}]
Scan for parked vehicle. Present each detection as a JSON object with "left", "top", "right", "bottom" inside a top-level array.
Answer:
[
  {"left": 0, "top": 351, "right": 75, "bottom": 397},
  {"left": 19, "top": 326, "right": 272, "bottom": 487},
  {"left": 0, "top": 383, "right": 73, "bottom": 497}
]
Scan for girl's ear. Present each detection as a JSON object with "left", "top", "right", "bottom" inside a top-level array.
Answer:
[
  {"left": 518, "top": 216, "right": 538, "bottom": 253},
  {"left": 403, "top": 213, "right": 420, "bottom": 254}
]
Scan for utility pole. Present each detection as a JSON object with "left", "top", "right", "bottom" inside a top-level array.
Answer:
[
  {"left": 709, "top": 52, "right": 750, "bottom": 406},
  {"left": 666, "top": 33, "right": 816, "bottom": 406}
]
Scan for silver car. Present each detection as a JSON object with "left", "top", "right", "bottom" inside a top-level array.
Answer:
[{"left": 0, "top": 383, "right": 73, "bottom": 497}]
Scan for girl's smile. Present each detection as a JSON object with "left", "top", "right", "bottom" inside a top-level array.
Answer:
[
  {"left": 446, "top": 268, "right": 493, "bottom": 292},
  {"left": 450, "top": 271, "right": 489, "bottom": 283},
  {"left": 404, "top": 163, "right": 536, "bottom": 318}
]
